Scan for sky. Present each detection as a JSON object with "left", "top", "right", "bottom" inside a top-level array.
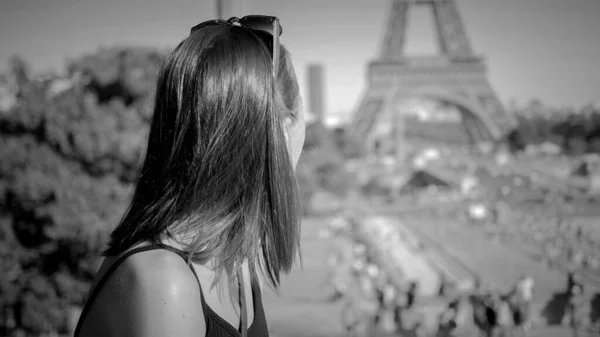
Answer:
[{"left": 1, "top": 0, "right": 599, "bottom": 116}]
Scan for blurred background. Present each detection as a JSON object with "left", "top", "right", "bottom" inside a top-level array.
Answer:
[{"left": 1, "top": 0, "right": 600, "bottom": 336}]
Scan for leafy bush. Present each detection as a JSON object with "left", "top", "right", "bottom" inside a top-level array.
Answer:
[
  {"left": 297, "top": 121, "right": 352, "bottom": 214},
  {"left": 511, "top": 101, "right": 600, "bottom": 154},
  {"left": 0, "top": 47, "right": 155, "bottom": 336}
]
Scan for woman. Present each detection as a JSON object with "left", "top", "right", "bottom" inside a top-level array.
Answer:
[{"left": 74, "top": 15, "right": 305, "bottom": 337}]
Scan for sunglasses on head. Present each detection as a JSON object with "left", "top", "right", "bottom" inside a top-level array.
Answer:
[{"left": 190, "top": 15, "right": 282, "bottom": 78}]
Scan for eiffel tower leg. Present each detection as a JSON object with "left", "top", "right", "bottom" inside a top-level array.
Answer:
[
  {"left": 433, "top": 0, "right": 475, "bottom": 57},
  {"left": 350, "top": 86, "right": 389, "bottom": 148},
  {"left": 469, "top": 81, "right": 519, "bottom": 137},
  {"left": 392, "top": 99, "right": 407, "bottom": 163},
  {"left": 380, "top": 0, "right": 409, "bottom": 61}
]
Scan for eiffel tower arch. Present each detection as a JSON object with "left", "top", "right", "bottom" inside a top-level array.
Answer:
[{"left": 351, "top": 0, "right": 517, "bottom": 154}]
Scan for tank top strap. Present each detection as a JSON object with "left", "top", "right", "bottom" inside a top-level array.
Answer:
[
  {"left": 247, "top": 270, "right": 269, "bottom": 337},
  {"left": 160, "top": 245, "right": 245, "bottom": 336},
  {"left": 249, "top": 271, "right": 263, "bottom": 312}
]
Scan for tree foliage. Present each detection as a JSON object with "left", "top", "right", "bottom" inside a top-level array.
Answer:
[
  {"left": 0, "top": 47, "right": 156, "bottom": 336},
  {"left": 510, "top": 101, "right": 600, "bottom": 154},
  {"left": 296, "top": 121, "right": 352, "bottom": 214}
]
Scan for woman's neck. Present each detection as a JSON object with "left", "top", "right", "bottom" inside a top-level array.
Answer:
[{"left": 159, "top": 234, "right": 251, "bottom": 274}]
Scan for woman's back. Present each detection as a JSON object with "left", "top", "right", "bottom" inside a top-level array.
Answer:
[{"left": 75, "top": 244, "right": 269, "bottom": 337}]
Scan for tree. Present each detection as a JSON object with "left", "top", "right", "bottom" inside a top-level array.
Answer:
[
  {"left": 0, "top": 47, "right": 159, "bottom": 336},
  {"left": 297, "top": 121, "right": 351, "bottom": 214},
  {"left": 8, "top": 55, "right": 30, "bottom": 89}
]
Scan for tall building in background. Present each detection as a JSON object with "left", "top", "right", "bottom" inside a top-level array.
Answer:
[{"left": 307, "top": 63, "right": 326, "bottom": 123}]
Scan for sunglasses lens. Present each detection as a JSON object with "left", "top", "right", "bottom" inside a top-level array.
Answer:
[
  {"left": 239, "top": 17, "right": 281, "bottom": 77},
  {"left": 190, "top": 20, "right": 226, "bottom": 34},
  {"left": 242, "top": 17, "right": 282, "bottom": 37},
  {"left": 272, "top": 23, "right": 280, "bottom": 78},
  {"left": 244, "top": 22, "right": 272, "bottom": 34}
]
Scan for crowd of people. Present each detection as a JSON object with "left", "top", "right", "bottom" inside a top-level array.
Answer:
[
  {"left": 458, "top": 160, "right": 600, "bottom": 284},
  {"left": 321, "top": 213, "right": 594, "bottom": 337},
  {"left": 322, "top": 215, "right": 425, "bottom": 336}
]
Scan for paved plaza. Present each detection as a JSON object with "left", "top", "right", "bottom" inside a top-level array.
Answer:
[{"left": 263, "top": 216, "right": 596, "bottom": 337}]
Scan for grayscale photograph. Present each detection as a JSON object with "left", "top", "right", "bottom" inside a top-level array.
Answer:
[{"left": 1, "top": 0, "right": 599, "bottom": 336}]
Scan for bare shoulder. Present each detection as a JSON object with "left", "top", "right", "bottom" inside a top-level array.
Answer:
[{"left": 103, "top": 249, "right": 205, "bottom": 337}]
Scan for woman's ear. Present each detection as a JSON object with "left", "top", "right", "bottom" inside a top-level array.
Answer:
[
  {"left": 281, "top": 114, "right": 304, "bottom": 168},
  {"left": 282, "top": 116, "right": 292, "bottom": 145}
]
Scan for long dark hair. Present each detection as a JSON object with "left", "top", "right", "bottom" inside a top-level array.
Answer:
[{"left": 104, "top": 24, "right": 302, "bottom": 291}]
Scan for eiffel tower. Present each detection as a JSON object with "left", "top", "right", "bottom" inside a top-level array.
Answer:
[{"left": 351, "top": 0, "right": 517, "bottom": 153}]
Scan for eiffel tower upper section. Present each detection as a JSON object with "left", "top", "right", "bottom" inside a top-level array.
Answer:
[
  {"left": 381, "top": 0, "right": 479, "bottom": 62},
  {"left": 352, "top": 0, "right": 517, "bottom": 146}
]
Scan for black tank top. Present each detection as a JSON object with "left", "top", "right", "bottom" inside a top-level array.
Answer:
[{"left": 73, "top": 244, "right": 270, "bottom": 337}]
